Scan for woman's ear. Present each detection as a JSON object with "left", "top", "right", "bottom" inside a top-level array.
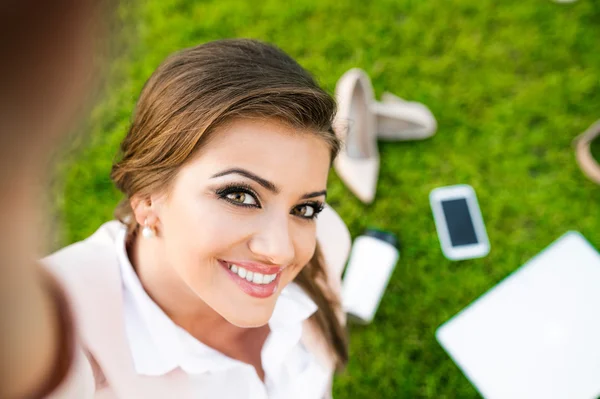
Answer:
[{"left": 130, "top": 195, "right": 158, "bottom": 227}]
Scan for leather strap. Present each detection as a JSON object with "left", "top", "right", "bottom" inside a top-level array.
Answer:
[{"left": 574, "top": 120, "right": 600, "bottom": 184}]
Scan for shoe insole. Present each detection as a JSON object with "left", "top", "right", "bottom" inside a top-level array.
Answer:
[
  {"left": 378, "top": 115, "right": 424, "bottom": 133},
  {"left": 346, "top": 84, "right": 373, "bottom": 159}
]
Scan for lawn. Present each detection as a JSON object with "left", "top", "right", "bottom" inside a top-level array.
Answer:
[{"left": 53, "top": 0, "right": 600, "bottom": 397}]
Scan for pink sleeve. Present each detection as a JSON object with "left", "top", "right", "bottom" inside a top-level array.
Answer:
[{"left": 45, "top": 346, "right": 95, "bottom": 398}]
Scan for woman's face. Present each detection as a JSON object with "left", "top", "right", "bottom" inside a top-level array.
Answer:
[{"left": 152, "top": 118, "right": 331, "bottom": 328}]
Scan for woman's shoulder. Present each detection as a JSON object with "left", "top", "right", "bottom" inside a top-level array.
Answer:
[
  {"left": 46, "top": 347, "right": 105, "bottom": 399},
  {"left": 43, "top": 221, "right": 123, "bottom": 272},
  {"left": 41, "top": 222, "right": 125, "bottom": 398},
  {"left": 41, "top": 220, "right": 125, "bottom": 324}
]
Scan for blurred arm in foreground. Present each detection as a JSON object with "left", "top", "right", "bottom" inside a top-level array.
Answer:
[{"left": 0, "top": 1, "right": 106, "bottom": 397}]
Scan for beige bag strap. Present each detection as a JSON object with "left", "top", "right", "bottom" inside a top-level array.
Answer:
[{"left": 574, "top": 120, "right": 600, "bottom": 184}]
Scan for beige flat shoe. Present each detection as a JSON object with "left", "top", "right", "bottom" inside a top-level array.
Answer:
[
  {"left": 372, "top": 92, "right": 437, "bottom": 141},
  {"left": 574, "top": 120, "right": 600, "bottom": 184},
  {"left": 333, "top": 68, "right": 379, "bottom": 204}
]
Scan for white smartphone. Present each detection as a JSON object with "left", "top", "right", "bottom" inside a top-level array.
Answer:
[{"left": 430, "top": 184, "right": 490, "bottom": 261}]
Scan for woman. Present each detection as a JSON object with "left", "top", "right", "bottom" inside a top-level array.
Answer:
[{"left": 45, "top": 39, "right": 351, "bottom": 398}]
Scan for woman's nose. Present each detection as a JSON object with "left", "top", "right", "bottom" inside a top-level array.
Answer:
[{"left": 248, "top": 213, "right": 295, "bottom": 266}]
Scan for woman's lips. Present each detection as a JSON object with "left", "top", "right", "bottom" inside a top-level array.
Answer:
[{"left": 218, "top": 260, "right": 281, "bottom": 299}]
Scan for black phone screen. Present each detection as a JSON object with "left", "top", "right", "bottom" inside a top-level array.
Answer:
[{"left": 441, "top": 198, "right": 478, "bottom": 247}]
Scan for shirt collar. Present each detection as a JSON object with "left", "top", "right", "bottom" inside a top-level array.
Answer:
[
  {"left": 116, "top": 226, "right": 183, "bottom": 375},
  {"left": 269, "top": 281, "right": 318, "bottom": 329},
  {"left": 115, "top": 224, "right": 318, "bottom": 376}
]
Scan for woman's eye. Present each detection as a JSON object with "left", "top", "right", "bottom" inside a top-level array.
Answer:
[
  {"left": 293, "top": 204, "right": 317, "bottom": 219},
  {"left": 226, "top": 192, "right": 258, "bottom": 206}
]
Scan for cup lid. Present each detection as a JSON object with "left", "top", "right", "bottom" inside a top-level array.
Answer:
[{"left": 364, "top": 228, "right": 400, "bottom": 249}]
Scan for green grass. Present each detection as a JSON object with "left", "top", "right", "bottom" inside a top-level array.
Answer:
[{"left": 54, "top": 0, "right": 600, "bottom": 397}]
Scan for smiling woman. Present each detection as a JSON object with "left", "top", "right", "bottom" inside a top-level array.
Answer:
[{"left": 43, "top": 39, "right": 349, "bottom": 398}]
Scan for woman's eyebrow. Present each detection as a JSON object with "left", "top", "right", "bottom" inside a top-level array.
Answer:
[
  {"left": 301, "top": 190, "right": 327, "bottom": 199},
  {"left": 211, "top": 168, "right": 279, "bottom": 193},
  {"left": 211, "top": 168, "right": 327, "bottom": 199}
]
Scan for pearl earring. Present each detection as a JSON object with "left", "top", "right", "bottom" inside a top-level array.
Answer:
[{"left": 142, "top": 219, "right": 156, "bottom": 239}]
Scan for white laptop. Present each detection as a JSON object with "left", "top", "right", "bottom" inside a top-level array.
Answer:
[{"left": 436, "top": 231, "right": 600, "bottom": 399}]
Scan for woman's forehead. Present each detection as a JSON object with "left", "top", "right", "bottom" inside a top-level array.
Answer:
[{"left": 180, "top": 119, "right": 332, "bottom": 190}]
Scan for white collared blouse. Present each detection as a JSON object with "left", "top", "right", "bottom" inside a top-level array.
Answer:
[{"left": 115, "top": 226, "right": 330, "bottom": 399}]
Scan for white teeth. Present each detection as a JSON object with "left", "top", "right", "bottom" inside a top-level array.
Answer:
[
  {"left": 253, "top": 273, "right": 264, "bottom": 284},
  {"left": 228, "top": 263, "right": 277, "bottom": 285}
]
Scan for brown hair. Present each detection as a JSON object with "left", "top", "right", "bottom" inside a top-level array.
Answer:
[{"left": 110, "top": 39, "right": 348, "bottom": 369}]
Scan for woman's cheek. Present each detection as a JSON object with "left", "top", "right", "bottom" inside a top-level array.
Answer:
[{"left": 278, "top": 227, "right": 317, "bottom": 285}]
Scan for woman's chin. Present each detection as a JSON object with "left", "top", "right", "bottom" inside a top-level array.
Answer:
[
  {"left": 226, "top": 315, "right": 270, "bottom": 328},
  {"left": 221, "top": 306, "right": 274, "bottom": 328}
]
